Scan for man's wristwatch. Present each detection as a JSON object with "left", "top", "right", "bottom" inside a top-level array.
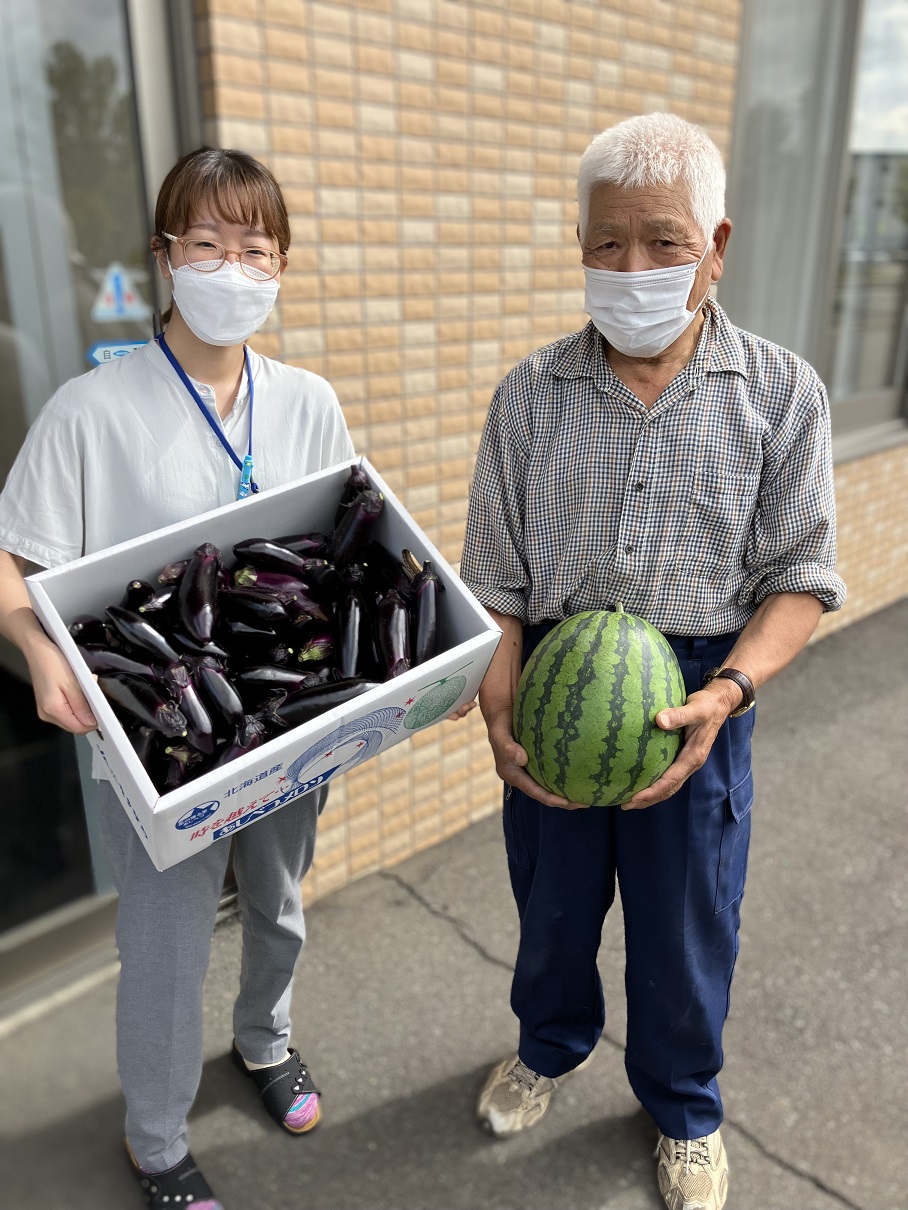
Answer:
[{"left": 703, "top": 667, "right": 756, "bottom": 717}]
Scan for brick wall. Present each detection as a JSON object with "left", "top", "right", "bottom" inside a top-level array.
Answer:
[
  {"left": 194, "top": 0, "right": 743, "bottom": 900},
  {"left": 816, "top": 447, "right": 908, "bottom": 640}
]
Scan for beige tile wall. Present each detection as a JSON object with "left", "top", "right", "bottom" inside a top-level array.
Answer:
[
  {"left": 195, "top": 0, "right": 746, "bottom": 901},
  {"left": 816, "top": 447, "right": 908, "bottom": 640}
]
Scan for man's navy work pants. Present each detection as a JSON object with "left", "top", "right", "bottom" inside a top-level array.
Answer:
[{"left": 504, "top": 625, "right": 756, "bottom": 1141}]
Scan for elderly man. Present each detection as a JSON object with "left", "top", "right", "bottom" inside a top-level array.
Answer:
[{"left": 460, "top": 113, "right": 844, "bottom": 1210}]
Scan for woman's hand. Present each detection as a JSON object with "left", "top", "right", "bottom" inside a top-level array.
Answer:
[{"left": 26, "top": 639, "right": 97, "bottom": 734}]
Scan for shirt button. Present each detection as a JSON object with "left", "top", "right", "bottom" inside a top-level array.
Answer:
[
  {"left": 624, "top": 544, "right": 634, "bottom": 554},
  {"left": 634, "top": 481, "right": 645, "bottom": 492}
]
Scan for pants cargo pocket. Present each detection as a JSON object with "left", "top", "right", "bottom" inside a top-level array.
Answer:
[{"left": 714, "top": 769, "right": 754, "bottom": 912}]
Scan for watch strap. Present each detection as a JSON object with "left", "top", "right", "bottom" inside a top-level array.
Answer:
[{"left": 703, "top": 666, "right": 755, "bottom": 717}]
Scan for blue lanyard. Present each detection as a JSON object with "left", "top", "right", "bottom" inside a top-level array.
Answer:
[{"left": 155, "top": 333, "right": 258, "bottom": 498}]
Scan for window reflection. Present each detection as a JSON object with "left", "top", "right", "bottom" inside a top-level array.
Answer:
[{"left": 829, "top": 0, "right": 908, "bottom": 403}]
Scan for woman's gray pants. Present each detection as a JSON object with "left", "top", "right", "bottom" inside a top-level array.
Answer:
[{"left": 98, "top": 780, "right": 324, "bottom": 1171}]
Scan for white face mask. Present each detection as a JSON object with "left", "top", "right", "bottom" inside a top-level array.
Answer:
[
  {"left": 168, "top": 259, "right": 280, "bottom": 347},
  {"left": 583, "top": 243, "right": 712, "bottom": 358}
]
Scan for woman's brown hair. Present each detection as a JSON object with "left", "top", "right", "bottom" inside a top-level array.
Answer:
[{"left": 151, "top": 147, "right": 291, "bottom": 324}]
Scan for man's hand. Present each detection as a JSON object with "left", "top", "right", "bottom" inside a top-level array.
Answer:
[
  {"left": 27, "top": 640, "right": 97, "bottom": 734},
  {"left": 486, "top": 712, "right": 587, "bottom": 810},
  {"left": 620, "top": 681, "right": 740, "bottom": 810}
]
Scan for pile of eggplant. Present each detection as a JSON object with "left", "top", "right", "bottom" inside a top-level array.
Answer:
[{"left": 68, "top": 466, "right": 445, "bottom": 793}]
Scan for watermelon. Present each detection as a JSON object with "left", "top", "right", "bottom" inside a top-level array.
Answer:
[{"left": 512, "top": 606, "right": 686, "bottom": 806}]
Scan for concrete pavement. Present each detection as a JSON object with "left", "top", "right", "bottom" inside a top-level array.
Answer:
[{"left": 0, "top": 598, "right": 905, "bottom": 1210}]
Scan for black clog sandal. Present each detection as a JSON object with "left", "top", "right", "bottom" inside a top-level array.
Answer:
[
  {"left": 127, "top": 1143, "right": 223, "bottom": 1208},
  {"left": 231, "top": 1040, "right": 322, "bottom": 1135}
]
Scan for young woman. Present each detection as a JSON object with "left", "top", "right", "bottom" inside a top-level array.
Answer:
[{"left": 0, "top": 148, "right": 355, "bottom": 1210}]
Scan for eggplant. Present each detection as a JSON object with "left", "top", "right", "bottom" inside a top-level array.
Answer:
[
  {"left": 159, "top": 662, "right": 217, "bottom": 755},
  {"left": 80, "top": 644, "right": 156, "bottom": 679},
  {"left": 236, "top": 666, "right": 322, "bottom": 696},
  {"left": 193, "top": 656, "right": 245, "bottom": 730},
  {"left": 232, "top": 538, "right": 315, "bottom": 579},
  {"left": 338, "top": 590, "right": 364, "bottom": 678},
  {"left": 220, "top": 586, "right": 292, "bottom": 629},
  {"left": 412, "top": 560, "right": 444, "bottom": 666},
  {"left": 219, "top": 617, "right": 281, "bottom": 648},
  {"left": 171, "top": 630, "right": 231, "bottom": 660},
  {"left": 378, "top": 589, "right": 411, "bottom": 679},
  {"left": 178, "top": 542, "right": 221, "bottom": 644},
  {"left": 211, "top": 715, "right": 269, "bottom": 769},
  {"left": 279, "top": 591, "right": 329, "bottom": 625},
  {"left": 272, "top": 531, "right": 328, "bottom": 557},
  {"left": 327, "top": 489, "right": 384, "bottom": 567},
  {"left": 97, "top": 673, "right": 187, "bottom": 737},
  {"left": 156, "top": 559, "right": 189, "bottom": 586},
  {"left": 360, "top": 540, "right": 411, "bottom": 598},
  {"left": 401, "top": 549, "right": 423, "bottom": 580},
  {"left": 129, "top": 724, "right": 158, "bottom": 767},
  {"left": 232, "top": 566, "right": 311, "bottom": 596},
  {"left": 68, "top": 615, "right": 117, "bottom": 647},
  {"left": 232, "top": 640, "right": 293, "bottom": 667},
  {"left": 293, "top": 631, "right": 334, "bottom": 664},
  {"left": 138, "top": 585, "right": 177, "bottom": 614},
  {"left": 162, "top": 743, "right": 205, "bottom": 790},
  {"left": 333, "top": 464, "right": 372, "bottom": 526},
  {"left": 272, "top": 678, "right": 380, "bottom": 729},
  {"left": 121, "top": 579, "right": 155, "bottom": 611},
  {"left": 289, "top": 556, "right": 338, "bottom": 589},
  {"left": 106, "top": 606, "right": 181, "bottom": 662}
]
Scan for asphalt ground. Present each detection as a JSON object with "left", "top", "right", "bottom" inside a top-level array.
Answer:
[{"left": 0, "top": 598, "right": 904, "bottom": 1210}]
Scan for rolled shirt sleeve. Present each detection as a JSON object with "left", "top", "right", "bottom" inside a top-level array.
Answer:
[
  {"left": 741, "top": 373, "right": 846, "bottom": 612},
  {"left": 461, "top": 374, "right": 532, "bottom": 622}
]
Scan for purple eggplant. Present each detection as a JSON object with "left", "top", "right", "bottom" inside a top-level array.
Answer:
[
  {"left": 69, "top": 615, "right": 117, "bottom": 647},
  {"left": 232, "top": 538, "right": 315, "bottom": 579},
  {"left": 121, "top": 579, "right": 155, "bottom": 611},
  {"left": 106, "top": 606, "right": 181, "bottom": 663},
  {"left": 233, "top": 640, "right": 294, "bottom": 667},
  {"left": 219, "top": 617, "right": 281, "bottom": 648},
  {"left": 338, "top": 590, "right": 364, "bottom": 678},
  {"left": 159, "top": 662, "right": 217, "bottom": 755},
  {"left": 412, "top": 560, "right": 444, "bottom": 665},
  {"left": 193, "top": 656, "right": 245, "bottom": 730},
  {"left": 129, "top": 724, "right": 158, "bottom": 768},
  {"left": 156, "top": 559, "right": 189, "bottom": 586},
  {"left": 327, "top": 489, "right": 384, "bottom": 567},
  {"left": 178, "top": 542, "right": 221, "bottom": 644},
  {"left": 220, "top": 586, "right": 292, "bottom": 629},
  {"left": 232, "top": 566, "right": 311, "bottom": 596},
  {"left": 171, "top": 630, "right": 231, "bottom": 660},
  {"left": 162, "top": 743, "right": 205, "bottom": 790},
  {"left": 293, "top": 630, "right": 334, "bottom": 664},
  {"left": 378, "top": 589, "right": 411, "bottom": 679},
  {"left": 334, "top": 464, "right": 373, "bottom": 526},
  {"left": 211, "top": 715, "right": 269, "bottom": 769},
  {"left": 272, "top": 678, "right": 380, "bottom": 729},
  {"left": 279, "top": 591, "right": 329, "bottom": 625},
  {"left": 138, "top": 585, "right": 177, "bottom": 614},
  {"left": 236, "top": 666, "right": 322, "bottom": 696},
  {"left": 272, "top": 531, "right": 328, "bottom": 557},
  {"left": 97, "top": 673, "right": 187, "bottom": 737},
  {"left": 80, "top": 645, "right": 156, "bottom": 679},
  {"left": 290, "top": 556, "right": 338, "bottom": 589}
]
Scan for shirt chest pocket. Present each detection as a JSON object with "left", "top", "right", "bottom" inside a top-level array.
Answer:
[{"left": 677, "top": 468, "right": 760, "bottom": 575}]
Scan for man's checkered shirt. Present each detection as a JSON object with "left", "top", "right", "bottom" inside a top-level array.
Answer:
[{"left": 461, "top": 301, "right": 845, "bottom": 635}]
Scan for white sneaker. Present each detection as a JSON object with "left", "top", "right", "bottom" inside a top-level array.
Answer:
[
  {"left": 656, "top": 1129, "right": 729, "bottom": 1210},
  {"left": 476, "top": 1052, "right": 593, "bottom": 1138}
]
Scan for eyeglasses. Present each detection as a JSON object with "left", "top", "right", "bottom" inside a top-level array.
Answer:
[{"left": 162, "top": 233, "right": 287, "bottom": 280}]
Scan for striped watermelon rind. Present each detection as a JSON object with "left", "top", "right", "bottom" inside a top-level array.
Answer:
[{"left": 513, "top": 608, "right": 686, "bottom": 807}]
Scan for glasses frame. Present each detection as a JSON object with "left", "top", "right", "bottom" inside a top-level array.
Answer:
[{"left": 162, "top": 232, "right": 287, "bottom": 280}]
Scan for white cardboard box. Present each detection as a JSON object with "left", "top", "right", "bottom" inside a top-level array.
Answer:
[{"left": 27, "top": 459, "right": 500, "bottom": 870}]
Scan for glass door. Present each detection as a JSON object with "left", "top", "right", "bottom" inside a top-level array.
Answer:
[{"left": 0, "top": 0, "right": 152, "bottom": 937}]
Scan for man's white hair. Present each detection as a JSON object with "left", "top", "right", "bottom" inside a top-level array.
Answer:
[{"left": 577, "top": 113, "right": 726, "bottom": 244}]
